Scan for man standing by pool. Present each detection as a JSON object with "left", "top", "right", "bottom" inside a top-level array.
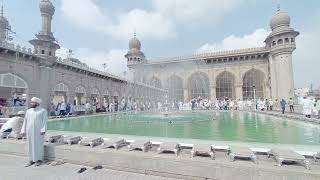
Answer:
[
  {"left": 21, "top": 97, "right": 48, "bottom": 167},
  {"left": 288, "top": 98, "right": 294, "bottom": 113},
  {"left": 280, "top": 99, "right": 287, "bottom": 114}
]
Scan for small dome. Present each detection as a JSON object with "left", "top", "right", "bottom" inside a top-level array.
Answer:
[
  {"left": 127, "top": 48, "right": 145, "bottom": 56},
  {"left": 270, "top": 10, "right": 290, "bottom": 30},
  {"left": 0, "top": 16, "right": 9, "bottom": 28},
  {"left": 0, "top": 7, "right": 9, "bottom": 28},
  {"left": 129, "top": 36, "right": 141, "bottom": 50},
  {"left": 40, "top": 0, "right": 55, "bottom": 15}
]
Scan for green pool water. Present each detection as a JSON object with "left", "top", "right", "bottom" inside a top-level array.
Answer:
[{"left": 47, "top": 111, "right": 320, "bottom": 145}]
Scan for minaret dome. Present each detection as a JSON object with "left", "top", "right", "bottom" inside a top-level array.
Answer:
[{"left": 39, "top": 0, "right": 55, "bottom": 15}]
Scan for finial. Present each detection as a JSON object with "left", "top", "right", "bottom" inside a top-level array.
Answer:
[
  {"left": 133, "top": 28, "right": 136, "bottom": 37},
  {"left": 1, "top": 6, "right": 4, "bottom": 17},
  {"left": 277, "top": 0, "right": 281, "bottom": 11}
]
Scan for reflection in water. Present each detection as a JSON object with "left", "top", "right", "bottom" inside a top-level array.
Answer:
[{"left": 48, "top": 111, "right": 320, "bottom": 145}]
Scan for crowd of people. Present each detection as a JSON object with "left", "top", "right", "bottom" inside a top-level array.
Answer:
[
  {"left": 49, "top": 101, "right": 74, "bottom": 117},
  {"left": 47, "top": 96, "right": 320, "bottom": 119},
  {"left": 1, "top": 94, "right": 319, "bottom": 168},
  {"left": 0, "top": 95, "right": 27, "bottom": 116},
  {"left": 171, "top": 96, "right": 320, "bottom": 119}
]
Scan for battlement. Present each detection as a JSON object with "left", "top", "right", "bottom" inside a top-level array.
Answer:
[{"left": 148, "top": 47, "right": 269, "bottom": 64}]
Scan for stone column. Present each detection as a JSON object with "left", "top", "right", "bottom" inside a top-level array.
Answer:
[
  {"left": 38, "top": 66, "right": 52, "bottom": 111},
  {"left": 85, "top": 94, "right": 90, "bottom": 103},
  {"left": 210, "top": 86, "right": 216, "bottom": 100},
  {"left": 265, "top": 85, "right": 271, "bottom": 100},
  {"left": 235, "top": 84, "right": 243, "bottom": 100},
  {"left": 69, "top": 93, "right": 75, "bottom": 105},
  {"left": 183, "top": 89, "right": 188, "bottom": 102}
]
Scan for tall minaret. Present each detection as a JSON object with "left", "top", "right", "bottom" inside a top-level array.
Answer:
[
  {"left": 0, "top": 6, "right": 11, "bottom": 44},
  {"left": 125, "top": 33, "right": 146, "bottom": 82},
  {"left": 30, "top": 0, "right": 60, "bottom": 59},
  {"left": 265, "top": 4, "right": 299, "bottom": 100}
]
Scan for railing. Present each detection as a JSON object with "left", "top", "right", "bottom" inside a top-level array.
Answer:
[{"left": 149, "top": 47, "right": 268, "bottom": 63}]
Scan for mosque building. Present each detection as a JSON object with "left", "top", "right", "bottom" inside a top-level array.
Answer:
[
  {"left": 125, "top": 6, "right": 299, "bottom": 102},
  {"left": 0, "top": 0, "right": 163, "bottom": 115},
  {"left": 0, "top": 0, "right": 299, "bottom": 116}
]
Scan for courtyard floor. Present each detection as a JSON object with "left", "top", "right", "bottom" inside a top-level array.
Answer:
[{"left": 0, "top": 154, "right": 178, "bottom": 180}]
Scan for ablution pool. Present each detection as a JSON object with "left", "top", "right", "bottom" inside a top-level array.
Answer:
[{"left": 48, "top": 111, "right": 320, "bottom": 146}]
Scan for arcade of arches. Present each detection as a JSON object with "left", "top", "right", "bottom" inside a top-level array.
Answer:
[
  {"left": 188, "top": 72, "right": 210, "bottom": 100},
  {"left": 164, "top": 69, "right": 266, "bottom": 102},
  {"left": 0, "top": 73, "right": 28, "bottom": 115},
  {"left": 149, "top": 77, "right": 162, "bottom": 89},
  {"left": 52, "top": 84, "right": 121, "bottom": 106},
  {"left": 167, "top": 75, "right": 184, "bottom": 102}
]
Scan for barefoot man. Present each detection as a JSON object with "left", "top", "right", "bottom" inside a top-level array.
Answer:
[{"left": 21, "top": 97, "right": 48, "bottom": 167}]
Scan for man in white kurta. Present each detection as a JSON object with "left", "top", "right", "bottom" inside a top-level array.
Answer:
[
  {"left": 316, "top": 99, "right": 320, "bottom": 118},
  {"left": 301, "top": 97, "right": 313, "bottom": 118},
  {"left": 21, "top": 97, "right": 47, "bottom": 167}
]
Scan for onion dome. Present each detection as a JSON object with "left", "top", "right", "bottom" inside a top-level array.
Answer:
[
  {"left": 40, "top": 0, "right": 55, "bottom": 15},
  {"left": 270, "top": 10, "right": 290, "bottom": 30},
  {"left": 129, "top": 36, "right": 141, "bottom": 50}
]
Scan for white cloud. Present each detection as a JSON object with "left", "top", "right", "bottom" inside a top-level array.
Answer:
[
  {"left": 294, "top": 11, "right": 320, "bottom": 88},
  {"left": 57, "top": 47, "right": 128, "bottom": 78},
  {"left": 196, "top": 28, "right": 270, "bottom": 53},
  {"left": 60, "top": 0, "right": 175, "bottom": 40},
  {"left": 75, "top": 48, "right": 128, "bottom": 77},
  {"left": 60, "top": 0, "right": 244, "bottom": 40},
  {"left": 56, "top": 47, "right": 71, "bottom": 59},
  {"left": 110, "top": 9, "right": 176, "bottom": 40},
  {"left": 152, "top": 0, "right": 243, "bottom": 24},
  {"left": 60, "top": 0, "right": 109, "bottom": 33}
]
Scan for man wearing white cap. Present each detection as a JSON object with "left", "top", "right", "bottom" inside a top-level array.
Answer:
[
  {"left": 21, "top": 97, "right": 48, "bottom": 167},
  {"left": 0, "top": 111, "right": 25, "bottom": 138}
]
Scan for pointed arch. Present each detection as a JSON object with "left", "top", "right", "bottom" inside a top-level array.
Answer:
[
  {"left": 216, "top": 71, "right": 235, "bottom": 99},
  {"left": 75, "top": 85, "right": 86, "bottom": 94},
  {"left": 54, "top": 83, "right": 69, "bottom": 92},
  {"left": 103, "top": 89, "right": 110, "bottom": 96},
  {"left": 0, "top": 73, "right": 27, "bottom": 89},
  {"left": 149, "top": 76, "right": 162, "bottom": 89},
  {"left": 188, "top": 72, "right": 210, "bottom": 100},
  {"left": 167, "top": 75, "right": 184, "bottom": 102},
  {"left": 91, "top": 87, "right": 100, "bottom": 95},
  {"left": 242, "top": 69, "right": 265, "bottom": 100}
]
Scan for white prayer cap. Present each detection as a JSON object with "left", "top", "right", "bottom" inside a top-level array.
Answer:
[
  {"left": 17, "top": 111, "right": 25, "bottom": 115},
  {"left": 31, "top": 97, "right": 42, "bottom": 104}
]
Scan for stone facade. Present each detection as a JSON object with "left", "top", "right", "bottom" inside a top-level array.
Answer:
[
  {"left": 0, "top": 1, "right": 164, "bottom": 112},
  {"left": 126, "top": 8, "right": 299, "bottom": 102}
]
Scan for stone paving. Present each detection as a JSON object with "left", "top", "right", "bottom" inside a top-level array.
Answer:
[
  {"left": 0, "top": 154, "right": 179, "bottom": 180},
  {"left": 2, "top": 110, "right": 320, "bottom": 179}
]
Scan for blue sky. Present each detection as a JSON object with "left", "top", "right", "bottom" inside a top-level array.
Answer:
[{"left": 1, "top": 0, "right": 320, "bottom": 88}]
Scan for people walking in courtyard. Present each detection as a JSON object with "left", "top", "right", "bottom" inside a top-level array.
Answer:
[
  {"left": 275, "top": 99, "right": 279, "bottom": 111},
  {"left": 55, "top": 102, "right": 61, "bottom": 116},
  {"left": 85, "top": 102, "right": 91, "bottom": 114},
  {"left": 59, "top": 101, "right": 66, "bottom": 116},
  {"left": 288, "top": 98, "right": 294, "bottom": 113},
  {"left": 315, "top": 99, "right": 320, "bottom": 119},
  {"left": 258, "top": 98, "right": 266, "bottom": 111},
  {"left": 49, "top": 102, "right": 56, "bottom": 116},
  {"left": 269, "top": 99, "right": 273, "bottom": 111},
  {"left": 280, "top": 99, "right": 287, "bottom": 114},
  {"left": 265, "top": 99, "right": 270, "bottom": 110},
  {"left": 301, "top": 97, "right": 313, "bottom": 118},
  {"left": 21, "top": 97, "right": 48, "bottom": 167}
]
